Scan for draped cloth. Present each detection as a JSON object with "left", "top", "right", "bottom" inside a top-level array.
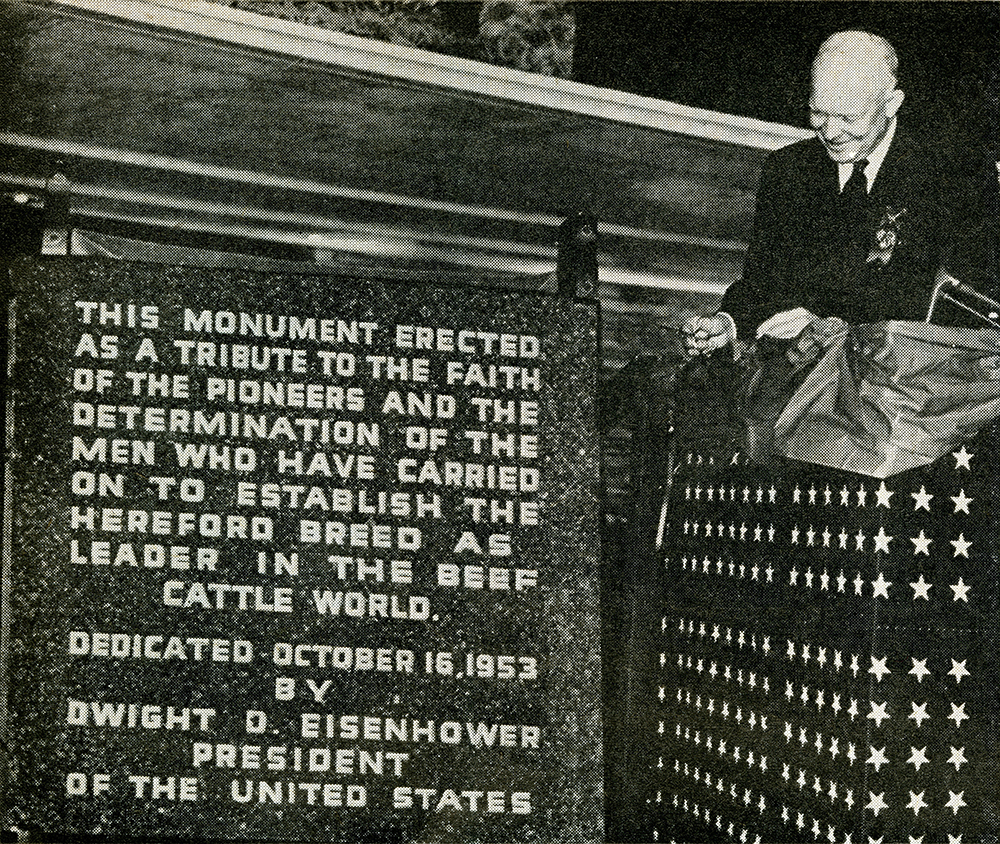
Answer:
[{"left": 743, "top": 320, "right": 1000, "bottom": 478}]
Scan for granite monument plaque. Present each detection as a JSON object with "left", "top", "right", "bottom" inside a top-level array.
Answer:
[{"left": 0, "top": 257, "right": 602, "bottom": 842}]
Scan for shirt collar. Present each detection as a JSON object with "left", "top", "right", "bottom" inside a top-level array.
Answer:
[{"left": 837, "top": 117, "right": 897, "bottom": 191}]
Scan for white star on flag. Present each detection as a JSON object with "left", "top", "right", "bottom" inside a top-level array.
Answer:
[
  {"left": 910, "top": 574, "right": 932, "bottom": 600},
  {"left": 871, "top": 572, "right": 892, "bottom": 598},
  {"left": 911, "top": 486, "right": 933, "bottom": 510},
  {"left": 947, "top": 835, "right": 963, "bottom": 844},
  {"left": 950, "top": 533, "right": 972, "bottom": 557},
  {"left": 869, "top": 656, "right": 891, "bottom": 682},
  {"left": 908, "top": 701, "right": 930, "bottom": 727},
  {"left": 906, "top": 791, "right": 928, "bottom": 816},
  {"left": 907, "top": 746, "right": 929, "bottom": 770},
  {"left": 945, "top": 791, "right": 967, "bottom": 815},
  {"left": 950, "top": 488, "right": 973, "bottom": 513},
  {"left": 857, "top": 485, "right": 868, "bottom": 506},
  {"left": 909, "top": 658, "right": 931, "bottom": 682},
  {"left": 867, "top": 701, "right": 890, "bottom": 727},
  {"left": 873, "top": 527, "right": 892, "bottom": 552},
  {"left": 910, "top": 531, "right": 932, "bottom": 556},
  {"left": 840, "top": 486, "right": 850, "bottom": 505},
  {"left": 948, "top": 702, "right": 969, "bottom": 727},
  {"left": 952, "top": 445, "right": 973, "bottom": 469},
  {"left": 948, "top": 659, "right": 970, "bottom": 683},
  {"left": 909, "top": 837, "right": 924, "bottom": 844},
  {"left": 865, "top": 746, "right": 889, "bottom": 772},
  {"left": 874, "top": 482, "right": 893, "bottom": 507},
  {"left": 950, "top": 578, "right": 971, "bottom": 602},
  {"left": 865, "top": 792, "right": 888, "bottom": 816},
  {"left": 947, "top": 746, "right": 968, "bottom": 771}
]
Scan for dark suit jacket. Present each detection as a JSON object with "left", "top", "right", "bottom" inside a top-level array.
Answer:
[{"left": 721, "top": 127, "right": 1000, "bottom": 339}]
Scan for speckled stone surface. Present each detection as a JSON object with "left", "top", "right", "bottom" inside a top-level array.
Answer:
[{"left": 2, "top": 257, "right": 602, "bottom": 843}]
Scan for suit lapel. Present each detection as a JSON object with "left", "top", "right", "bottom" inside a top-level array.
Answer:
[
  {"left": 868, "top": 128, "right": 918, "bottom": 207},
  {"left": 792, "top": 139, "right": 841, "bottom": 222},
  {"left": 808, "top": 140, "right": 840, "bottom": 200}
]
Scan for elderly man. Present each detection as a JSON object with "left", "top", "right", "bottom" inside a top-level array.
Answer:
[{"left": 684, "top": 30, "right": 999, "bottom": 356}]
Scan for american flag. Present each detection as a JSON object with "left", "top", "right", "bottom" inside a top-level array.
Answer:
[{"left": 650, "top": 433, "right": 999, "bottom": 844}]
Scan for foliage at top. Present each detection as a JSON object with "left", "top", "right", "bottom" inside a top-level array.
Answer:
[{"left": 225, "top": 0, "right": 574, "bottom": 77}]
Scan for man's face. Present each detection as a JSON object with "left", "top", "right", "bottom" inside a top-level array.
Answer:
[{"left": 808, "top": 60, "right": 902, "bottom": 163}]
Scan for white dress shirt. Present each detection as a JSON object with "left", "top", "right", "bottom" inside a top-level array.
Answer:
[{"left": 837, "top": 118, "right": 897, "bottom": 193}]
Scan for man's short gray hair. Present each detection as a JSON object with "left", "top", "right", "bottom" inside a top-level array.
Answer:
[{"left": 814, "top": 30, "right": 899, "bottom": 86}]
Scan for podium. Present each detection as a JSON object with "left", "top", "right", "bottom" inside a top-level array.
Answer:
[{"left": 645, "top": 357, "right": 1000, "bottom": 844}]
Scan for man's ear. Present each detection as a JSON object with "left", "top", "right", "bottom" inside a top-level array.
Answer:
[{"left": 886, "top": 88, "right": 904, "bottom": 118}]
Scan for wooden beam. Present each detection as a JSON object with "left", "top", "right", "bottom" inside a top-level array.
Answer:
[{"left": 17, "top": 0, "right": 811, "bottom": 151}]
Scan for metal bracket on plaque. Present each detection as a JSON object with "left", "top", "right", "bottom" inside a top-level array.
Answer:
[
  {"left": 556, "top": 211, "right": 598, "bottom": 297},
  {"left": 41, "top": 172, "right": 72, "bottom": 256}
]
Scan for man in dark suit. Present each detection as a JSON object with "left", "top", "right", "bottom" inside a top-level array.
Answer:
[{"left": 683, "top": 30, "right": 999, "bottom": 355}]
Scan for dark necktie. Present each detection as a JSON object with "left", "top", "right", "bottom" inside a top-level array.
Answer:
[
  {"left": 837, "top": 159, "right": 870, "bottom": 252},
  {"left": 840, "top": 159, "right": 869, "bottom": 207}
]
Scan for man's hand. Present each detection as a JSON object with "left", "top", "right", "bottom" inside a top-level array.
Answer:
[
  {"left": 755, "top": 307, "right": 818, "bottom": 340},
  {"left": 682, "top": 314, "right": 735, "bottom": 357}
]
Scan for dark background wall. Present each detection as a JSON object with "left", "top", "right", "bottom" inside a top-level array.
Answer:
[{"left": 573, "top": 1, "right": 999, "bottom": 155}]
